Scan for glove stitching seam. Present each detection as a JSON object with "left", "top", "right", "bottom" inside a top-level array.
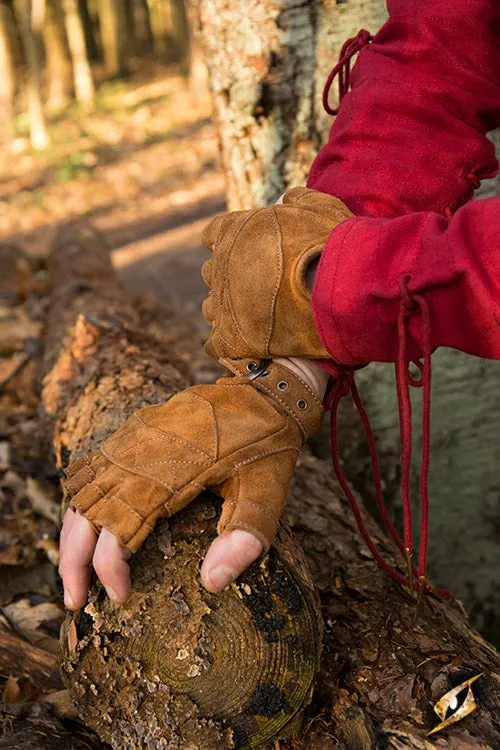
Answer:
[
  {"left": 232, "top": 445, "right": 299, "bottom": 472},
  {"left": 104, "top": 491, "right": 146, "bottom": 522},
  {"left": 219, "top": 210, "right": 258, "bottom": 356},
  {"left": 137, "top": 455, "right": 211, "bottom": 471},
  {"left": 131, "top": 412, "right": 215, "bottom": 461},
  {"left": 266, "top": 207, "right": 283, "bottom": 356},
  {"left": 65, "top": 464, "right": 95, "bottom": 492},
  {"left": 215, "top": 327, "right": 247, "bottom": 357},
  {"left": 182, "top": 389, "right": 218, "bottom": 459},
  {"left": 223, "top": 499, "right": 280, "bottom": 525}
]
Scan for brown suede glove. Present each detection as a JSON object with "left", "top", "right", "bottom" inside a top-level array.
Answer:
[
  {"left": 63, "top": 360, "right": 324, "bottom": 553},
  {"left": 201, "top": 187, "right": 352, "bottom": 360}
]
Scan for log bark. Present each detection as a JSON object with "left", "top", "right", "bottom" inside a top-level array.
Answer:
[
  {"left": 0, "top": 628, "right": 62, "bottom": 691},
  {"left": 41, "top": 225, "right": 500, "bottom": 749}
]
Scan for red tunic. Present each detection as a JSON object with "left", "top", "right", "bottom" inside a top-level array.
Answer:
[
  {"left": 305, "top": 0, "right": 500, "bottom": 592},
  {"left": 308, "top": 0, "right": 500, "bottom": 364}
]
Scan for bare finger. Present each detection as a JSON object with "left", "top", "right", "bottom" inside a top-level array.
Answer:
[
  {"left": 200, "top": 529, "right": 263, "bottom": 593},
  {"left": 59, "top": 510, "right": 97, "bottom": 610},
  {"left": 92, "top": 527, "right": 132, "bottom": 604}
]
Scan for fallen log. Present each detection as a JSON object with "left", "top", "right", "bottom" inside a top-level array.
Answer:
[
  {"left": 41, "top": 223, "right": 322, "bottom": 750},
  {"left": 42, "top": 223, "right": 500, "bottom": 749}
]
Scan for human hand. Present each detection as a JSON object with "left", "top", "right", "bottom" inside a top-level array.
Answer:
[
  {"left": 201, "top": 187, "right": 352, "bottom": 361},
  {"left": 59, "top": 359, "right": 323, "bottom": 608}
]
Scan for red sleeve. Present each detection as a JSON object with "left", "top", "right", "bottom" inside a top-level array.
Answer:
[
  {"left": 312, "top": 197, "right": 500, "bottom": 365},
  {"left": 308, "top": 0, "right": 500, "bottom": 219}
]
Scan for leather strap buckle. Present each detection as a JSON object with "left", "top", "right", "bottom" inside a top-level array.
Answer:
[{"left": 245, "top": 359, "right": 272, "bottom": 381}]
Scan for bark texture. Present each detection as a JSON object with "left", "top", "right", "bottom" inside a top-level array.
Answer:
[
  {"left": 192, "top": 0, "right": 386, "bottom": 209},
  {"left": 43, "top": 225, "right": 500, "bottom": 749}
]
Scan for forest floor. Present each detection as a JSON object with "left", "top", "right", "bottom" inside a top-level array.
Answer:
[
  {"left": 0, "top": 61, "right": 224, "bottom": 331},
  {"left": 0, "top": 65, "right": 226, "bottom": 742}
]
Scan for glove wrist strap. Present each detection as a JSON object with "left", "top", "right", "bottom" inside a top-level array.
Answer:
[{"left": 220, "top": 357, "right": 324, "bottom": 440}]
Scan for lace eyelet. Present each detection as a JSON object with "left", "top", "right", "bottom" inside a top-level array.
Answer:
[
  {"left": 246, "top": 362, "right": 258, "bottom": 372},
  {"left": 297, "top": 399, "right": 308, "bottom": 410},
  {"left": 277, "top": 380, "right": 289, "bottom": 391}
]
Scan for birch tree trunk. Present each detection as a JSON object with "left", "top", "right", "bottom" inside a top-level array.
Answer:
[
  {"left": 193, "top": 0, "right": 500, "bottom": 644},
  {"left": 63, "top": 0, "right": 95, "bottom": 108},
  {"left": 191, "top": 0, "right": 385, "bottom": 210}
]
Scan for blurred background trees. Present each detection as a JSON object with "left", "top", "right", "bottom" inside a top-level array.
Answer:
[{"left": 0, "top": 0, "right": 192, "bottom": 150}]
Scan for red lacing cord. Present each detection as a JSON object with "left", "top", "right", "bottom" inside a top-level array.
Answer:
[
  {"left": 323, "top": 29, "right": 373, "bottom": 116},
  {"left": 325, "top": 277, "right": 450, "bottom": 598}
]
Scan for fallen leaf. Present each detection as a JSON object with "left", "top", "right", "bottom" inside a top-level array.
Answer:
[
  {"left": 427, "top": 673, "right": 483, "bottom": 736},
  {"left": 36, "top": 537, "right": 60, "bottom": 566},
  {"left": 67, "top": 618, "right": 78, "bottom": 652},
  {"left": 2, "top": 675, "right": 21, "bottom": 703}
]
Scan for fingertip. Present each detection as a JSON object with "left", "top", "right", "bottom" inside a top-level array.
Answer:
[
  {"left": 226, "top": 529, "right": 263, "bottom": 557},
  {"left": 200, "top": 529, "right": 263, "bottom": 593}
]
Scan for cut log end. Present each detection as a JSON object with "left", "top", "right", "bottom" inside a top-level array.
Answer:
[{"left": 60, "top": 497, "right": 322, "bottom": 750}]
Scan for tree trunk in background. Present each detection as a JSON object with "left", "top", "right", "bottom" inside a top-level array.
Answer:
[
  {"left": 122, "top": 0, "right": 136, "bottom": 56},
  {"left": 134, "top": 0, "right": 155, "bottom": 55},
  {"left": 148, "top": 0, "right": 167, "bottom": 56},
  {"left": 194, "top": 0, "right": 500, "bottom": 645},
  {"left": 192, "top": 0, "right": 385, "bottom": 211},
  {"left": 63, "top": 0, "right": 95, "bottom": 108},
  {"left": 77, "top": 0, "right": 99, "bottom": 60},
  {"left": 0, "top": 1, "right": 16, "bottom": 146},
  {"left": 170, "top": 0, "right": 188, "bottom": 67},
  {"left": 17, "top": 0, "right": 50, "bottom": 150},
  {"left": 45, "top": 0, "right": 73, "bottom": 111},
  {"left": 186, "top": 9, "right": 207, "bottom": 93},
  {"left": 3, "top": 0, "right": 23, "bottom": 65},
  {"left": 98, "top": 0, "right": 126, "bottom": 77}
]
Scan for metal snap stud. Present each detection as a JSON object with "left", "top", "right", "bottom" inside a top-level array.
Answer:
[
  {"left": 297, "top": 399, "right": 308, "bottom": 410},
  {"left": 277, "top": 380, "right": 289, "bottom": 391},
  {"left": 246, "top": 362, "right": 258, "bottom": 372}
]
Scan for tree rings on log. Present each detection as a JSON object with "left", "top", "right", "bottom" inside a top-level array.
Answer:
[{"left": 60, "top": 496, "right": 322, "bottom": 749}]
